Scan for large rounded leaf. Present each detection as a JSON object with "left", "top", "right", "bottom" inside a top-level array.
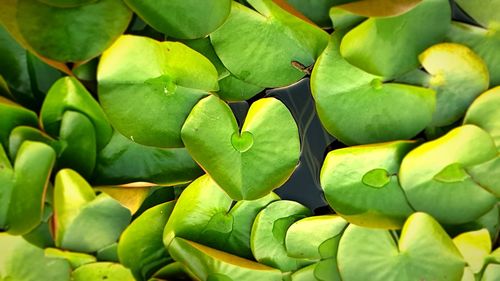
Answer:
[
  {"left": 168, "top": 237, "right": 283, "bottom": 281},
  {"left": 339, "top": 0, "right": 450, "bottom": 78},
  {"left": 0, "top": 0, "right": 132, "bottom": 62},
  {"left": 163, "top": 174, "right": 279, "bottom": 259},
  {"left": 251, "top": 200, "right": 312, "bottom": 272},
  {"left": 72, "top": 262, "right": 135, "bottom": 281},
  {"left": 464, "top": 87, "right": 500, "bottom": 150},
  {"left": 320, "top": 141, "right": 416, "bottom": 229},
  {"left": 311, "top": 32, "right": 435, "bottom": 145},
  {"left": 0, "top": 234, "right": 71, "bottom": 281},
  {"left": 98, "top": 35, "right": 218, "bottom": 148},
  {"left": 124, "top": 0, "right": 231, "bottom": 39},
  {"left": 337, "top": 212, "right": 465, "bottom": 281},
  {"left": 210, "top": 0, "right": 329, "bottom": 88},
  {"left": 399, "top": 125, "right": 498, "bottom": 224},
  {"left": 93, "top": 131, "right": 202, "bottom": 185},
  {"left": 118, "top": 201, "right": 175, "bottom": 281},
  {"left": 419, "top": 43, "right": 489, "bottom": 127},
  {"left": 181, "top": 95, "right": 300, "bottom": 200}
]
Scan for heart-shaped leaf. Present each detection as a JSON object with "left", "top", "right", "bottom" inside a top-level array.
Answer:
[
  {"left": 210, "top": 0, "right": 329, "bottom": 88},
  {"left": 71, "top": 262, "right": 135, "bottom": 281},
  {"left": 0, "top": 0, "right": 131, "bottom": 63},
  {"left": 464, "top": 87, "right": 500, "bottom": 150},
  {"left": 169, "top": 237, "right": 283, "bottom": 281},
  {"left": 118, "top": 201, "right": 175, "bottom": 281},
  {"left": 98, "top": 35, "right": 218, "bottom": 148},
  {"left": 163, "top": 174, "right": 279, "bottom": 258},
  {"left": 339, "top": 0, "right": 450, "bottom": 78},
  {"left": 321, "top": 141, "right": 416, "bottom": 229},
  {"left": 181, "top": 95, "right": 300, "bottom": 200},
  {"left": 337, "top": 212, "right": 465, "bottom": 281},
  {"left": 399, "top": 125, "right": 498, "bottom": 224},
  {"left": 251, "top": 200, "right": 312, "bottom": 272},
  {"left": 124, "top": 0, "right": 231, "bottom": 39},
  {"left": 419, "top": 43, "right": 489, "bottom": 127},
  {"left": 311, "top": 32, "right": 435, "bottom": 145},
  {"left": 0, "top": 233, "right": 71, "bottom": 281},
  {"left": 285, "top": 215, "right": 348, "bottom": 260},
  {"left": 0, "top": 141, "right": 55, "bottom": 234},
  {"left": 93, "top": 130, "right": 202, "bottom": 185},
  {"left": 53, "top": 169, "right": 131, "bottom": 252},
  {"left": 447, "top": 22, "right": 500, "bottom": 86}
]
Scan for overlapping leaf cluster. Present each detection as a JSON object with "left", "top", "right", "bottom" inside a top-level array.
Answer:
[{"left": 0, "top": 0, "right": 499, "bottom": 280}]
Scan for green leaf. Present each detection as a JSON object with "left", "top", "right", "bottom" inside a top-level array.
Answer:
[
  {"left": 464, "top": 87, "right": 500, "bottom": 150},
  {"left": 210, "top": 0, "right": 329, "bottom": 88},
  {"left": 71, "top": 262, "right": 135, "bottom": 281},
  {"left": 0, "top": 234, "right": 71, "bottom": 281},
  {"left": 399, "top": 125, "right": 498, "bottom": 224},
  {"left": 453, "top": 229, "right": 491, "bottom": 273},
  {"left": 0, "top": 0, "right": 132, "bottom": 62},
  {"left": 419, "top": 43, "right": 489, "bottom": 127},
  {"left": 0, "top": 141, "right": 56, "bottom": 234},
  {"left": 321, "top": 141, "right": 416, "bottom": 229},
  {"left": 340, "top": 0, "right": 450, "bottom": 78},
  {"left": 124, "top": 0, "right": 231, "bottom": 39},
  {"left": 455, "top": 0, "right": 500, "bottom": 30},
  {"left": 118, "top": 201, "right": 175, "bottom": 281},
  {"left": 0, "top": 96, "right": 38, "bottom": 148},
  {"left": 447, "top": 22, "right": 500, "bottom": 86},
  {"left": 336, "top": 0, "right": 422, "bottom": 17},
  {"left": 163, "top": 175, "right": 279, "bottom": 259},
  {"left": 286, "top": 0, "right": 348, "bottom": 27},
  {"left": 41, "top": 76, "right": 112, "bottom": 150},
  {"left": 285, "top": 215, "right": 348, "bottom": 260},
  {"left": 98, "top": 35, "right": 218, "bottom": 148},
  {"left": 311, "top": 32, "right": 435, "bottom": 145},
  {"left": 181, "top": 95, "right": 300, "bottom": 200},
  {"left": 251, "top": 200, "right": 312, "bottom": 272},
  {"left": 44, "top": 247, "right": 97, "bottom": 269},
  {"left": 337, "top": 212, "right": 465, "bottom": 281},
  {"left": 93, "top": 130, "right": 202, "bottom": 185},
  {"left": 168, "top": 237, "right": 283, "bottom": 281},
  {"left": 53, "top": 169, "right": 131, "bottom": 252}
]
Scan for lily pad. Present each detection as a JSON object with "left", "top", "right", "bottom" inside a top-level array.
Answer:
[
  {"left": 0, "top": 141, "right": 55, "bottom": 234},
  {"left": 0, "top": 0, "right": 131, "bottom": 63},
  {"left": 464, "top": 87, "right": 500, "bottom": 150},
  {"left": 93, "top": 130, "right": 202, "bottom": 185},
  {"left": 285, "top": 215, "right": 348, "bottom": 260},
  {"left": 163, "top": 174, "right": 279, "bottom": 259},
  {"left": 251, "top": 200, "right": 312, "bottom": 272},
  {"left": 0, "top": 233, "right": 71, "bottom": 281},
  {"left": 0, "top": 96, "right": 38, "bottom": 148},
  {"left": 455, "top": 0, "right": 500, "bottom": 29},
  {"left": 181, "top": 95, "right": 300, "bottom": 200},
  {"left": 337, "top": 212, "right": 465, "bottom": 281},
  {"left": 291, "top": 258, "right": 341, "bottom": 281},
  {"left": 44, "top": 247, "right": 96, "bottom": 269},
  {"left": 453, "top": 229, "right": 491, "bottom": 273},
  {"left": 118, "top": 201, "right": 175, "bottom": 281},
  {"left": 320, "top": 141, "right": 416, "bottom": 229},
  {"left": 124, "top": 0, "right": 231, "bottom": 39},
  {"left": 419, "top": 43, "right": 489, "bottom": 127},
  {"left": 286, "top": 0, "right": 347, "bottom": 27},
  {"left": 447, "top": 22, "right": 500, "bottom": 86},
  {"left": 53, "top": 169, "right": 131, "bottom": 252},
  {"left": 311, "top": 32, "right": 435, "bottom": 145},
  {"left": 399, "top": 125, "right": 498, "bottom": 224},
  {"left": 169, "top": 237, "right": 283, "bottom": 281},
  {"left": 210, "top": 0, "right": 329, "bottom": 88},
  {"left": 339, "top": 0, "right": 450, "bottom": 78},
  {"left": 72, "top": 262, "right": 135, "bottom": 281},
  {"left": 98, "top": 35, "right": 218, "bottom": 148}
]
